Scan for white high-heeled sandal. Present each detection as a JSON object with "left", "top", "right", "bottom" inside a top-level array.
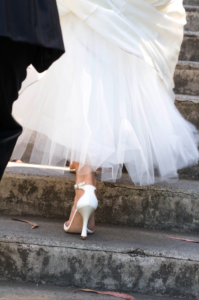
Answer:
[{"left": 64, "top": 181, "right": 98, "bottom": 239}]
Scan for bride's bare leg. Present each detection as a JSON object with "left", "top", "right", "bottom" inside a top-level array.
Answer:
[
  {"left": 66, "top": 162, "right": 97, "bottom": 230},
  {"left": 69, "top": 162, "right": 75, "bottom": 170}
]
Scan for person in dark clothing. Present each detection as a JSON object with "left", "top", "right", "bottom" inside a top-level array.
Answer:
[{"left": 0, "top": 0, "right": 64, "bottom": 180}]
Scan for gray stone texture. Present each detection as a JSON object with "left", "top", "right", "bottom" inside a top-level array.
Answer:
[
  {"left": 178, "top": 162, "right": 199, "bottom": 180},
  {"left": 180, "top": 32, "right": 199, "bottom": 62},
  {"left": 174, "top": 61, "right": 199, "bottom": 96},
  {"left": 184, "top": 0, "right": 199, "bottom": 5},
  {"left": 1, "top": 168, "right": 199, "bottom": 233},
  {"left": 185, "top": 6, "right": 199, "bottom": 32},
  {"left": 1, "top": 281, "right": 176, "bottom": 300},
  {"left": 1, "top": 217, "right": 199, "bottom": 298},
  {"left": 175, "top": 95, "right": 199, "bottom": 130}
]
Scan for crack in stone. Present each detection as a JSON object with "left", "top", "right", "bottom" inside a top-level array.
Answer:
[
  {"left": 104, "top": 183, "right": 199, "bottom": 196},
  {"left": 1, "top": 240, "right": 199, "bottom": 263}
]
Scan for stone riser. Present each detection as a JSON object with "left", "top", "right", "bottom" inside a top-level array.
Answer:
[
  {"left": 185, "top": 6, "right": 199, "bottom": 32},
  {"left": 174, "top": 61, "right": 199, "bottom": 96},
  {"left": 178, "top": 162, "right": 199, "bottom": 180},
  {"left": 1, "top": 172, "right": 199, "bottom": 233},
  {"left": 180, "top": 33, "right": 199, "bottom": 62},
  {"left": 175, "top": 95, "right": 199, "bottom": 130},
  {"left": 1, "top": 239, "right": 199, "bottom": 299},
  {"left": 184, "top": 0, "right": 199, "bottom": 5}
]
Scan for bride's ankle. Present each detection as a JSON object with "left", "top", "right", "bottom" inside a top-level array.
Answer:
[
  {"left": 76, "top": 172, "right": 96, "bottom": 187},
  {"left": 72, "top": 162, "right": 97, "bottom": 187},
  {"left": 74, "top": 172, "right": 96, "bottom": 204}
]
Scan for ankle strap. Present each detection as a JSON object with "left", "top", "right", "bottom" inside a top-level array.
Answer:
[{"left": 74, "top": 181, "right": 86, "bottom": 190}]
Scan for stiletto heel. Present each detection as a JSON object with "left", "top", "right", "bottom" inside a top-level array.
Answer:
[
  {"left": 78, "top": 205, "right": 96, "bottom": 239},
  {"left": 64, "top": 181, "right": 98, "bottom": 239}
]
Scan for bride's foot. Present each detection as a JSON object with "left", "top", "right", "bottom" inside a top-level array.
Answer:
[
  {"left": 65, "top": 163, "right": 97, "bottom": 235},
  {"left": 65, "top": 190, "right": 96, "bottom": 231}
]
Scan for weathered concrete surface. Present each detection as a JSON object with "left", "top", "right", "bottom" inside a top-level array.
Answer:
[
  {"left": 174, "top": 61, "right": 199, "bottom": 96},
  {"left": 1, "top": 166, "right": 199, "bottom": 233},
  {"left": 175, "top": 94, "right": 199, "bottom": 130},
  {"left": 178, "top": 161, "right": 199, "bottom": 180},
  {"left": 184, "top": 0, "right": 199, "bottom": 5},
  {"left": 185, "top": 6, "right": 199, "bottom": 32},
  {"left": 180, "top": 32, "right": 199, "bottom": 62},
  {"left": 0, "top": 217, "right": 199, "bottom": 298},
  {"left": 175, "top": 97, "right": 199, "bottom": 182},
  {"left": 0, "top": 281, "right": 182, "bottom": 300},
  {"left": 0, "top": 281, "right": 126, "bottom": 300}
]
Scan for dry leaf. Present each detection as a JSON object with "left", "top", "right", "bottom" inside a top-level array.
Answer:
[
  {"left": 74, "top": 289, "right": 135, "bottom": 299},
  {"left": 11, "top": 218, "right": 38, "bottom": 229},
  {"left": 164, "top": 236, "right": 199, "bottom": 243}
]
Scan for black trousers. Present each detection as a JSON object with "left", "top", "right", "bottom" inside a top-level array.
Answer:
[{"left": 0, "top": 37, "right": 38, "bottom": 180}]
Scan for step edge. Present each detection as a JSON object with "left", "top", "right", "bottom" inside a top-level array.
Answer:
[
  {"left": 184, "top": 30, "right": 199, "bottom": 37},
  {"left": 3, "top": 170, "right": 199, "bottom": 193},
  {"left": 175, "top": 94, "right": 199, "bottom": 103},
  {"left": 184, "top": 4, "right": 199, "bottom": 11},
  {"left": 177, "top": 60, "right": 199, "bottom": 68},
  {"left": 1, "top": 229, "right": 199, "bottom": 262}
]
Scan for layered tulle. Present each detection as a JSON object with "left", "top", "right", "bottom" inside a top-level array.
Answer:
[
  {"left": 12, "top": 13, "right": 199, "bottom": 185},
  {"left": 56, "top": 0, "right": 186, "bottom": 91}
]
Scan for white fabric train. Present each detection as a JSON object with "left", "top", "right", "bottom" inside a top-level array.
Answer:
[
  {"left": 12, "top": 0, "right": 199, "bottom": 185},
  {"left": 57, "top": 0, "right": 186, "bottom": 92}
]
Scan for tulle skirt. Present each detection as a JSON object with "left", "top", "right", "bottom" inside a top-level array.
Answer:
[{"left": 12, "top": 13, "right": 199, "bottom": 185}]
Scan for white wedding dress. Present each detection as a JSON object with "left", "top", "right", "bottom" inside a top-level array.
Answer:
[{"left": 12, "top": 0, "right": 199, "bottom": 185}]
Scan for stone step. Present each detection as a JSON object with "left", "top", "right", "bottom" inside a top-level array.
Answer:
[
  {"left": 0, "top": 281, "right": 181, "bottom": 300},
  {"left": 184, "top": 0, "right": 199, "bottom": 5},
  {"left": 178, "top": 161, "right": 199, "bottom": 180},
  {"left": 174, "top": 61, "right": 199, "bottom": 96},
  {"left": 176, "top": 101, "right": 199, "bottom": 178},
  {"left": 185, "top": 5, "right": 199, "bottom": 32},
  {"left": 0, "top": 216, "right": 199, "bottom": 299},
  {"left": 1, "top": 165, "right": 199, "bottom": 233},
  {"left": 180, "top": 31, "right": 199, "bottom": 62},
  {"left": 175, "top": 94, "right": 199, "bottom": 130}
]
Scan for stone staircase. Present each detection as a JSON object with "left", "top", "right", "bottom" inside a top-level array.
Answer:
[
  {"left": 175, "top": 0, "right": 199, "bottom": 180},
  {"left": 0, "top": 1, "right": 199, "bottom": 299}
]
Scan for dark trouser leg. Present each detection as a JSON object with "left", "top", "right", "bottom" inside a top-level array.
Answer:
[{"left": 0, "top": 37, "right": 37, "bottom": 180}]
